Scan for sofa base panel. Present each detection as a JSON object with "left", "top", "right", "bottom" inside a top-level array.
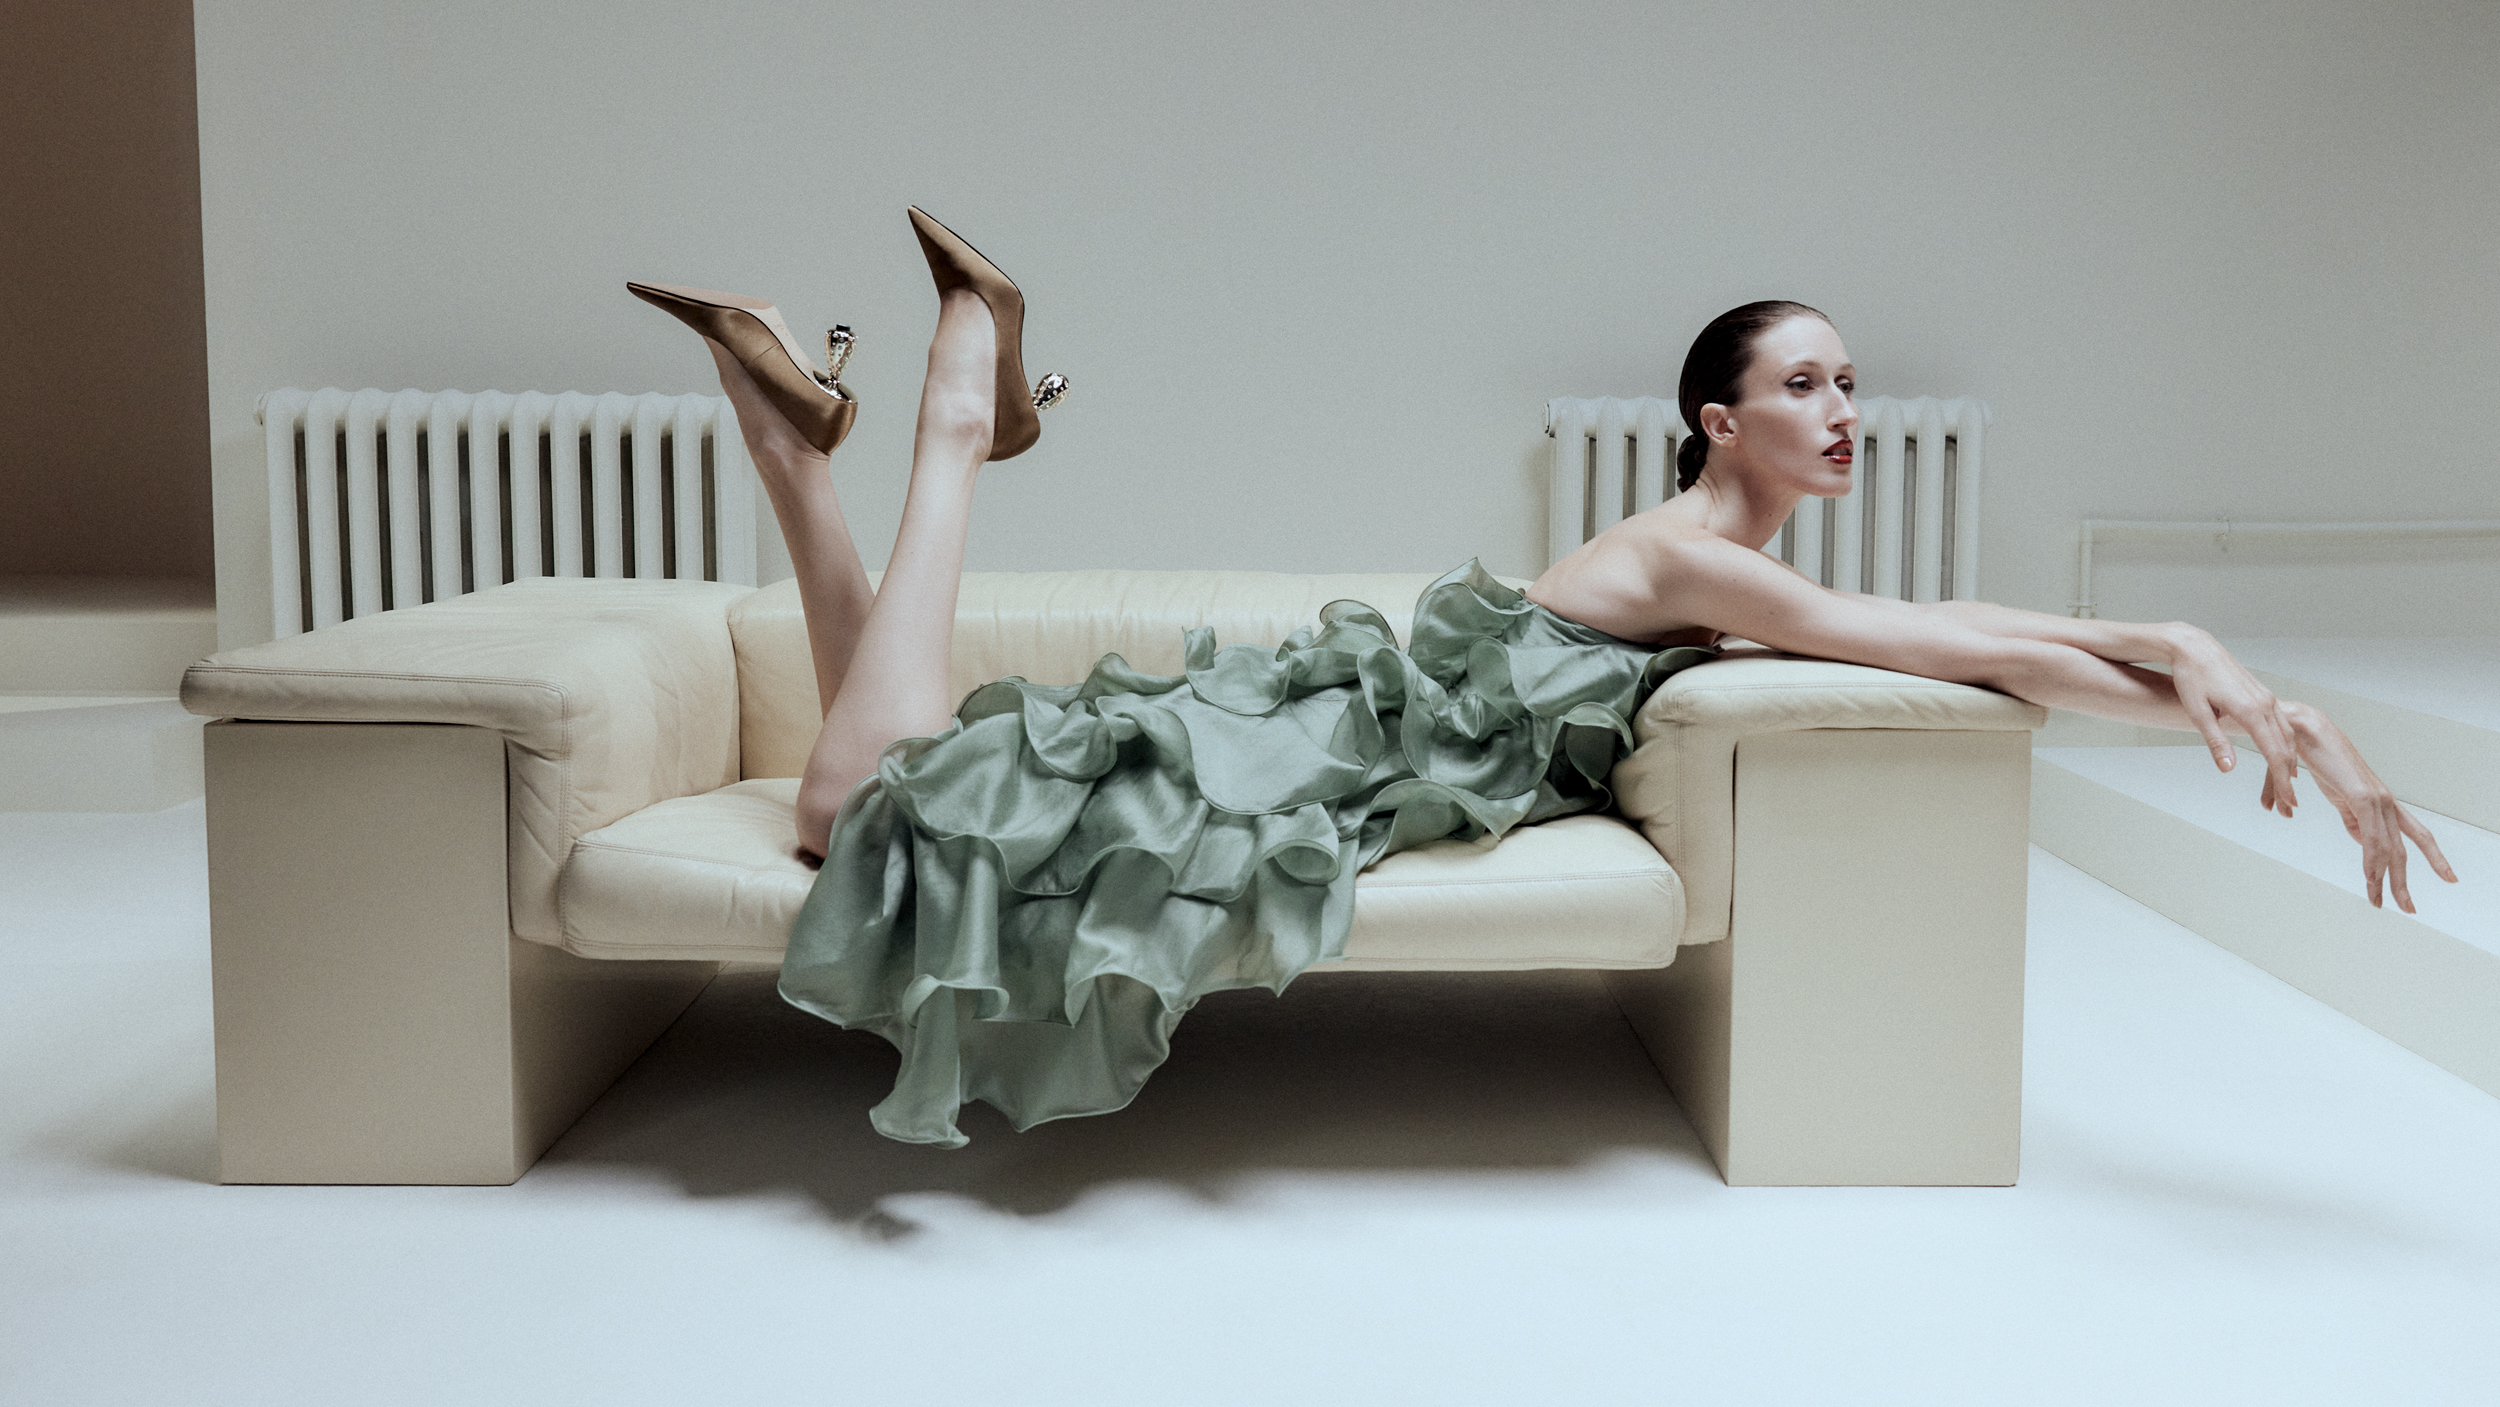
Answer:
[
  {"left": 1612, "top": 728, "right": 2029, "bottom": 1186},
  {"left": 205, "top": 721, "right": 715, "bottom": 1185}
]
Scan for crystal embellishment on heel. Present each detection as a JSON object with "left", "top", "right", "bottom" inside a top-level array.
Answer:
[
  {"left": 1032, "top": 373, "right": 1070, "bottom": 411},
  {"left": 820, "top": 326, "right": 856, "bottom": 388}
]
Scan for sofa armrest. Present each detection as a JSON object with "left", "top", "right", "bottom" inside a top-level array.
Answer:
[
  {"left": 181, "top": 578, "right": 752, "bottom": 944},
  {"left": 1612, "top": 650, "right": 2046, "bottom": 945}
]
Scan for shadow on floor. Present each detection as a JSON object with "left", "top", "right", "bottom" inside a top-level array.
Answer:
[{"left": 532, "top": 967, "right": 1715, "bottom": 1227}]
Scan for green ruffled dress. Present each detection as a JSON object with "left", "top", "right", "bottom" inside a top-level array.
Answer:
[{"left": 778, "top": 560, "right": 1717, "bottom": 1147}]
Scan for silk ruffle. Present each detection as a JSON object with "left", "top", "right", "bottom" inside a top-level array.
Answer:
[{"left": 778, "top": 560, "right": 1715, "bottom": 1146}]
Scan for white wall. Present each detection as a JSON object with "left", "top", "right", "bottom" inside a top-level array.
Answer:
[{"left": 194, "top": 0, "right": 2500, "bottom": 648}]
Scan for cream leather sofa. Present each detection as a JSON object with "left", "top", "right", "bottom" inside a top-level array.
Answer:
[{"left": 182, "top": 571, "right": 2042, "bottom": 1189}]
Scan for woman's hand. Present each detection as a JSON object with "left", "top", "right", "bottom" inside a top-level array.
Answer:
[
  {"left": 2280, "top": 702, "right": 2460, "bottom": 912},
  {"left": 2160, "top": 624, "right": 2304, "bottom": 816}
]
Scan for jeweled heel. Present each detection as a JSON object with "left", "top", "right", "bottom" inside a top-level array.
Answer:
[{"left": 825, "top": 325, "right": 856, "bottom": 384}]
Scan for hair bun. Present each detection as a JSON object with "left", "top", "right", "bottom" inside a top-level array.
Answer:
[{"left": 1675, "top": 432, "right": 1710, "bottom": 491}]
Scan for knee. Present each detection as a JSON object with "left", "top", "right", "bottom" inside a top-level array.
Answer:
[{"left": 795, "top": 782, "right": 845, "bottom": 861}]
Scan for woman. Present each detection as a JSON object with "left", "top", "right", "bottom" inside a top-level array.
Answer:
[
  {"left": 634, "top": 216, "right": 2455, "bottom": 1147},
  {"left": 1531, "top": 299, "right": 2454, "bottom": 912}
]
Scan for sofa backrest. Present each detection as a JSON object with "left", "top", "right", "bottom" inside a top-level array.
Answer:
[{"left": 726, "top": 569, "right": 1514, "bottom": 779}]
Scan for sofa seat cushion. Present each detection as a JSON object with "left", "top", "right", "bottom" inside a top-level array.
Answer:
[{"left": 560, "top": 780, "right": 1686, "bottom": 970}]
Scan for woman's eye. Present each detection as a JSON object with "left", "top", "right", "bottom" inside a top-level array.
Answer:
[
  {"left": 1838, "top": 380, "right": 1855, "bottom": 395},
  {"left": 1787, "top": 377, "right": 1812, "bottom": 392}
]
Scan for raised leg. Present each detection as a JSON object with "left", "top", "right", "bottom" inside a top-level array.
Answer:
[
  {"left": 791, "top": 287, "right": 999, "bottom": 855},
  {"left": 705, "top": 339, "right": 876, "bottom": 713}
]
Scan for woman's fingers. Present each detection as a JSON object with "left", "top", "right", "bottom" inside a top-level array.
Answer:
[
  {"left": 2382, "top": 814, "right": 2412, "bottom": 913},
  {"left": 2266, "top": 709, "right": 2301, "bottom": 816},
  {"left": 2234, "top": 702, "right": 2300, "bottom": 816},
  {"left": 2279, "top": 703, "right": 2460, "bottom": 910},
  {"left": 2320, "top": 784, "right": 2360, "bottom": 840},
  {"left": 2350, "top": 798, "right": 2388, "bottom": 908},
  {"left": 2367, "top": 801, "right": 2469, "bottom": 914},
  {"left": 2355, "top": 801, "right": 2463, "bottom": 911},
  {"left": 2398, "top": 807, "right": 2460, "bottom": 885},
  {"left": 2328, "top": 793, "right": 2387, "bottom": 906},
  {"left": 2180, "top": 689, "right": 2235, "bottom": 773},
  {"left": 2168, "top": 647, "right": 2298, "bottom": 808}
]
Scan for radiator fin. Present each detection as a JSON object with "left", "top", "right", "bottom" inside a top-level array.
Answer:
[
  {"left": 258, "top": 387, "right": 756, "bottom": 637},
  {"left": 1543, "top": 395, "right": 1989, "bottom": 601}
]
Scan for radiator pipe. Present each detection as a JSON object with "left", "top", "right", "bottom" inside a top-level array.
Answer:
[{"left": 2070, "top": 518, "right": 2500, "bottom": 618}]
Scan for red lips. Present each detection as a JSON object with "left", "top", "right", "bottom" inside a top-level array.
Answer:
[{"left": 1824, "top": 439, "right": 1854, "bottom": 462}]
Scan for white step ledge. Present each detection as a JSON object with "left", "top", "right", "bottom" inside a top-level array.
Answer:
[
  {"left": 0, "top": 576, "right": 218, "bottom": 693},
  {"left": 2224, "top": 637, "right": 2500, "bottom": 836},
  {"left": 2033, "top": 745, "right": 2500, "bottom": 1098},
  {"left": 0, "top": 697, "right": 205, "bottom": 812}
]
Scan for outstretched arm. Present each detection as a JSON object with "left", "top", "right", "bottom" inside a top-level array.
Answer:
[
  {"left": 1838, "top": 593, "right": 2289, "bottom": 782},
  {"left": 1667, "top": 538, "right": 2458, "bottom": 910}
]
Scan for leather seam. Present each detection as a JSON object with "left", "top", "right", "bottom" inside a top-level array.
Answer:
[
  {"left": 184, "top": 664, "right": 569, "bottom": 695},
  {"left": 1357, "top": 870, "right": 1674, "bottom": 889},
  {"left": 566, "top": 938, "right": 788, "bottom": 961},
  {"left": 569, "top": 839, "right": 1673, "bottom": 891},
  {"left": 1327, "top": 955, "right": 1678, "bottom": 970},
  {"left": 1671, "top": 681, "right": 1988, "bottom": 691},
  {"left": 570, "top": 839, "right": 813, "bottom": 875}
]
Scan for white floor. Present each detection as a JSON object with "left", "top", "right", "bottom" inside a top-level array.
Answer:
[{"left": 7, "top": 805, "right": 2500, "bottom": 1405}]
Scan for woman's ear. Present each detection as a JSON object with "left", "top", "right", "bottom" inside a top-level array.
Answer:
[{"left": 1700, "top": 403, "right": 1738, "bottom": 447}]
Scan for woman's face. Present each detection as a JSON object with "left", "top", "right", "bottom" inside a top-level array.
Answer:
[{"left": 1708, "top": 315, "right": 1859, "bottom": 498}]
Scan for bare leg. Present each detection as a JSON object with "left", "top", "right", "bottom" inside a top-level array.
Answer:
[
  {"left": 792, "top": 287, "right": 998, "bottom": 856},
  {"left": 705, "top": 339, "right": 876, "bottom": 709}
]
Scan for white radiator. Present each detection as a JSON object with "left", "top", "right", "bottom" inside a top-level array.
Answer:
[
  {"left": 257, "top": 388, "right": 756, "bottom": 636},
  {"left": 1544, "top": 395, "right": 1989, "bottom": 602}
]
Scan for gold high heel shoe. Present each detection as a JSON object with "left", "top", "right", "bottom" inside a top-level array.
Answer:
[
  {"left": 626, "top": 282, "right": 859, "bottom": 453},
  {"left": 906, "top": 206, "right": 1068, "bottom": 461}
]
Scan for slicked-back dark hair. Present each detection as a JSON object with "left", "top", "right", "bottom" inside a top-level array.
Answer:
[{"left": 1676, "top": 301, "right": 1833, "bottom": 491}]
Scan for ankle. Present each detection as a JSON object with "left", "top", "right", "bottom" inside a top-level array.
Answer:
[
  {"left": 922, "top": 288, "right": 997, "bottom": 400},
  {"left": 916, "top": 387, "right": 995, "bottom": 460},
  {"left": 753, "top": 442, "right": 835, "bottom": 497}
]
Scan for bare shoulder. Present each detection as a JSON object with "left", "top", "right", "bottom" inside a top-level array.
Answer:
[
  {"left": 1527, "top": 516, "right": 1806, "bottom": 645},
  {"left": 1645, "top": 528, "right": 1788, "bottom": 574},
  {"left": 1651, "top": 532, "right": 1822, "bottom": 599},
  {"left": 1658, "top": 538, "right": 2023, "bottom": 681},
  {"left": 1538, "top": 514, "right": 2027, "bottom": 682}
]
